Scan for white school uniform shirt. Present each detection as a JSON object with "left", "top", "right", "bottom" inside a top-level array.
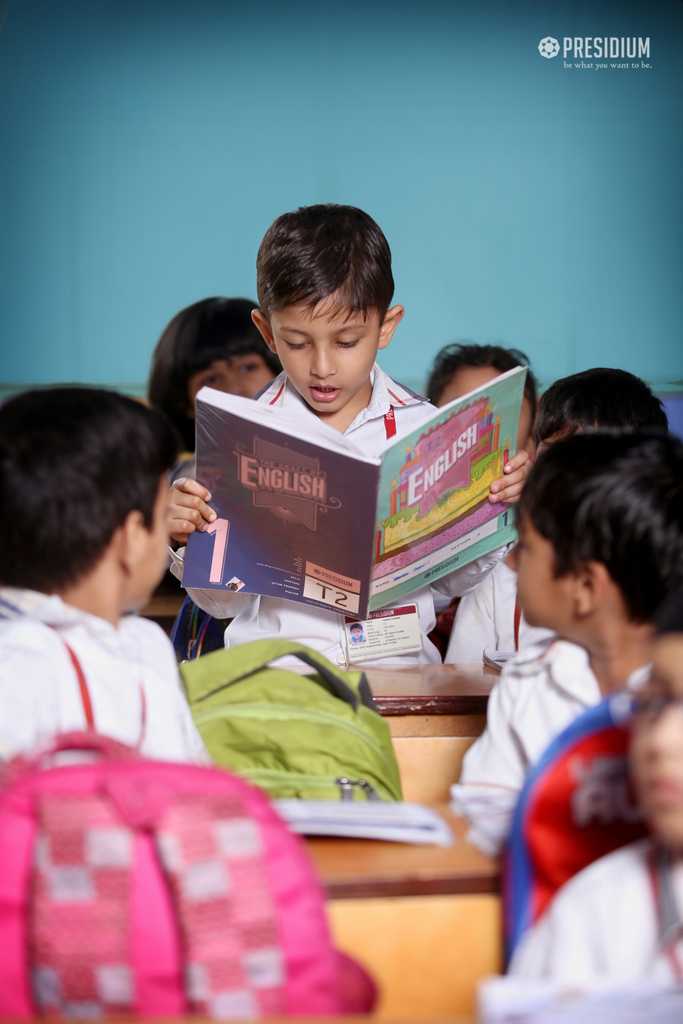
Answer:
[
  {"left": 445, "top": 558, "right": 555, "bottom": 664},
  {"left": 510, "top": 838, "right": 683, "bottom": 984},
  {"left": 452, "top": 638, "right": 650, "bottom": 855},
  {"left": 0, "top": 587, "right": 208, "bottom": 763},
  {"left": 174, "top": 365, "right": 510, "bottom": 667}
]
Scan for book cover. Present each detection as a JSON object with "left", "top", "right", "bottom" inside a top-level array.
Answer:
[
  {"left": 182, "top": 394, "right": 381, "bottom": 618},
  {"left": 369, "top": 364, "right": 526, "bottom": 609}
]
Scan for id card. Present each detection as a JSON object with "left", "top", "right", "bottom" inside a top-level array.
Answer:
[{"left": 345, "top": 604, "right": 422, "bottom": 663}]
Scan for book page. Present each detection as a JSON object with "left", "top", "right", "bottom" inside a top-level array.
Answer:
[
  {"left": 275, "top": 800, "right": 454, "bottom": 846},
  {"left": 182, "top": 388, "right": 381, "bottom": 617},
  {"left": 370, "top": 366, "right": 526, "bottom": 611}
]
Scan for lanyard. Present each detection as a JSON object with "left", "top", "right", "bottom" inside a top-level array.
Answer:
[
  {"left": 53, "top": 629, "right": 147, "bottom": 750},
  {"left": 648, "top": 842, "right": 683, "bottom": 980}
]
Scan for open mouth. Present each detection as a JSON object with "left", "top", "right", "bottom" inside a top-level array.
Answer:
[{"left": 310, "top": 385, "right": 341, "bottom": 403}]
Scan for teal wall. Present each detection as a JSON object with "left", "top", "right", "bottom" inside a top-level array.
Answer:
[{"left": 0, "top": 0, "right": 681, "bottom": 395}]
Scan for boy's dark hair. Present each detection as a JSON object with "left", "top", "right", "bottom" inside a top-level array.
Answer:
[
  {"left": 0, "top": 387, "right": 178, "bottom": 593},
  {"left": 655, "top": 587, "right": 683, "bottom": 635},
  {"left": 148, "top": 297, "right": 281, "bottom": 450},
  {"left": 426, "top": 342, "right": 538, "bottom": 411},
  {"left": 518, "top": 432, "right": 683, "bottom": 622},
  {"left": 534, "top": 368, "right": 667, "bottom": 447},
  {"left": 256, "top": 204, "right": 394, "bottom": 320}
]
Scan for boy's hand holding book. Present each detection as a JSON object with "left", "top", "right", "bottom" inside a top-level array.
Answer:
[
  {"left": 489, "top": 450, "right": 531, "bottom": 504},
  {"left": 169, "top": 478, "right": 217, "bottom": 545}
]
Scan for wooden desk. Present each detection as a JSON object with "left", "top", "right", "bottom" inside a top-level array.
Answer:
[
  {"left": 364, "top": 666, "right": 496, "bottom": 804},
  {"left": 308, "top": 808, "right": 500, "bottom": 1018},
  {"left": 308, "top": 808, "right": 497, "bottom": 900},
  {"left": 366, "top": 663, "right": 496, "bottom": 718}
]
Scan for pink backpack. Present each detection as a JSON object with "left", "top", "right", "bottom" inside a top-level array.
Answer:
[{"left": 0, "top": 732, "right": 374, "bottom": 1018}]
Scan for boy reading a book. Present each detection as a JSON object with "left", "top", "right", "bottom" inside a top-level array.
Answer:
[
  {"left": 509, "top": 588, "right": 683, "bottom": 983},
  {"left": 0, "top": 388, "right": 207, "bottom": 763},
  {"left": 169, "top": 204, "right": 530, "bottom": 666},
  {"left": 453, "top": 431, "right": 683, "bottom": 855}
]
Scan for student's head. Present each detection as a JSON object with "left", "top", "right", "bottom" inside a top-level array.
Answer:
[
  {"left": 631, "top": 589, "right": 683, "bottom": 852},
  {"left": 534, "top": 368, "right": 667, "bottom": 452},
  {"left": 252, "top": 205, "right": 404, "bottom": 430},
  {"left": 148, "top": 297, "right": 281, "bottom": 450},
  {"left": 508, "top": 432, "right": 683, "bottom": 640},
  {"left": 426, "top": 343, "right": 538, "bottom": 455},
  {"left": 0, "top": 388, "right": 178, "bottom": 614},
  {"left": 349, "top": 622, "right": 363, "bottom": 636}
]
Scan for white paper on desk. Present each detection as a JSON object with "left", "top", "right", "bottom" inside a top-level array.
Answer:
[
  {"left": 275, "top": 800, "right": 454, "bottom": 846},
  {"left": 482, "top": 644, "right": 516, "bottom": 671},
  {"left": 478, "top": 977, "right": 683, "bottom": 1024}
]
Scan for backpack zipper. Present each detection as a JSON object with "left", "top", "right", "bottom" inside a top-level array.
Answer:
[
  {"left": 242, "top": 768, "right": 392, "bottom": 801},
  {"left": 336, "top": 777, "right": 381, "bottom": 801},
  {"left": 192, "top": 701, "right": 395, "bottom": 775}
]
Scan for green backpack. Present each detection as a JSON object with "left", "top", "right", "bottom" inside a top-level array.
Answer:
[{"left": 179, "top": 639, "right": 402, "bottom": 802}]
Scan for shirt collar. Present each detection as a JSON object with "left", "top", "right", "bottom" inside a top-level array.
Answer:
[
  {"left": 0, "top": 585, "right": 125, "bottom": 639},
  {"left": 538, "top": 639, "right": 650, "bottom": 703},
  {"left": 254, "top": 365, "right": 426, "bottom": 433},
  {"left": 0, "top": 586, "right": 51, "bottom": 620}
]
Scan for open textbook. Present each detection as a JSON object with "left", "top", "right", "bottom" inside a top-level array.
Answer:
[{"left": 183, "top": 365, "right": 526, "bottom": 620}]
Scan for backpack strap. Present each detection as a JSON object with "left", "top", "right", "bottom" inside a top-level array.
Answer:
[{"left": 181, "top": 639, "right": 375, "bottom": 712}]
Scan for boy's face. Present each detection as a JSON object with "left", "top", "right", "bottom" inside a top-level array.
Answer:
[
  {"left": 507, "top": 512, "right": 577, "bottom": 633},
  {"left": 123, "top": 476, "right": 172, "bottom": 613},
  {"left": 252, "top": 297, "right": 403, "bottom": 433},
  {"left": 631, "top": 633, "right": 683, "bottom": 853}
]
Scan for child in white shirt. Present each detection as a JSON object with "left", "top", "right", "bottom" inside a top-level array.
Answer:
[
  {"left": 0, "top": 388, "right": 207, "bottom": 763},
  {"left": 446, "top": 368, "right": 668, "bottom": 666},
  {"left": 168, "top": 205, "right": 531, "bottom": 666},
  {"left": 510, "top": 588, "right": 683, "bottom": 984},
  {"left": 454, "top": 431, "right": 683, "bottom": 855}
]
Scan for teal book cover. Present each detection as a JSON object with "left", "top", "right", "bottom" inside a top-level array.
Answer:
[{"left": 369, "top": 365, "right": 526, "bottom": 610}]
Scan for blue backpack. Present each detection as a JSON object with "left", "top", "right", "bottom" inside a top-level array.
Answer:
[
  {"left": 170, "top": 595, "right": 228, "bottom": 661},
  {"left": 503, "top": 691, "right": 648, "bottom": 962}
]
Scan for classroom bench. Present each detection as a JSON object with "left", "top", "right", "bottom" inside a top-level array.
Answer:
[
  {"left": 364, "top": 666, "right": 496, "bottom": 804},
  {"left": 307, "top": 807, "right": 501, "bottom": 1019}
]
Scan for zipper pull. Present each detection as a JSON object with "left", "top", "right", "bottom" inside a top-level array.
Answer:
[
  {"left": 336, "top": 777, "right": 355, "bottom": 801},
  {"left": 357, "top": 779, "right": 381, "bottom": 801}
]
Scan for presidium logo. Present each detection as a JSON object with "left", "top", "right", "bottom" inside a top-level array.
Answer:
[
  {"left": 538, "top": 35, "right": 651, "bottom": 60},
  {"left": 235, "top": 436, "right": 340, "bottom": 529},
  {"left": 538, "top": 37, "right": 560, "bottom": 59}
]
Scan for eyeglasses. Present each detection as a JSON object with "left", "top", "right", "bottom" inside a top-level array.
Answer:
[{"left": 632, "top": 692, "right": 683, "bottom": 723}]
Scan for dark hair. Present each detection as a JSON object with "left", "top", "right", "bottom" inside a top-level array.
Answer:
[
  {"left": 534, "top": 368, "right": 667, "bottom": 447},
  {"left": 148, "top": 297, "right": 281, "bottom": 450},
  {"left": 518, "top": 431, "right": 683, "bottom": 622},
  {"left": 256, "top": 204, "right": 394, "bottom": 320},
  {"left": 655, "top": 588, "right": 683, "bottom": 635},
  {"left": 0, "top": 387, "right": 178, "bottom": 592},
  {"left": 426, "top": 342, "right": 538, "bottom": 412}
]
